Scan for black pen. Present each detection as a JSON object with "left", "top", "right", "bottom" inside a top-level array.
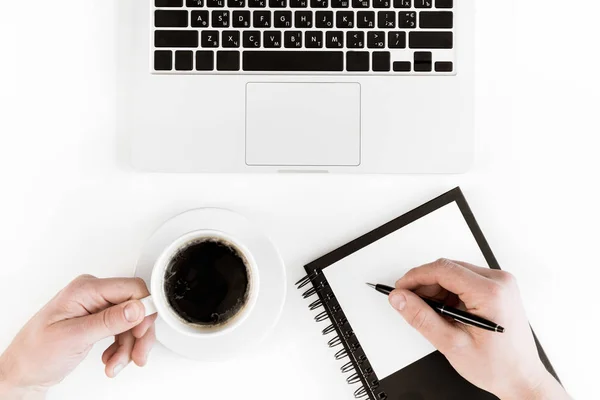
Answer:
[{"left": 366, "top": 283, "right": 505, "bottom": 333}]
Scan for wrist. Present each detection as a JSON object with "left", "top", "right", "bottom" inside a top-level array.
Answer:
[
  {"left": 0, "top": 354, "right": 46, "bottom": 400},
  {"left": 499, "top": 369, "right": 569, "bottom": 400},
  {"left": 524, "top": 371, "right": 570, "bottom": 400},
  {"left": 0, "top": 383, "right": 46, "bottom": 400}
]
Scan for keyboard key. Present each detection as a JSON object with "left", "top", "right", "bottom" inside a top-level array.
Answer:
[
  {"left": 233, "top": 11, "right": 251, "bottom": 27},
  {"left": 373, "top": 0, "right": 390, "bottom": 8},
  {"left": 270, "top": 0, "right": 287, "bottom": 6},
  {"left": 155, "top": 10, "right": 188, "bottom": 27},
  {"left": 393, "top": 61, "right": 411, "bottom": 71},
  {"left": 435, "top": 0, "right": 452, "bottom": 8},
  {"left": 201, "top": 30, "right": 219, "bottom": 47},
  {"left": 316, "top": 11, "right": 334, "bottom": 28},
  {"left": 331, "top": 0, "right": 349, "bottom": 7},
  {"left": 347, "top": 31, "right": 365, "bottom": 48},
  {"left": 154, "top": 50, "right": 172, "bottom": 71},
  {"left": 228, "top": 0, "right": 245, "bottom": 6},
  {"left": 378, "top": 11, "right": 395, "bottom": 28},
  {"left": 311, "top": 0, "right": 328, "bottom": 8},
  {"left": 336, "top": 11, "right": 354, "bottom": 28},
  {"left": 346, "top": 51, "right": 369, "bottom": 72},
  {"left": 217, "top": 50, "right": 240, "bottom": 70},
  {"left": 274, "top": 11, "right": 292, "bottom": 27},
  {"left": 414, "top": 0, "right": 432, "bottom": 8},
  {"left": 248, "top": 0, "right": 266, "bottom": 6},
  {"left": 242, "top": 51, "right": 343, "bottom": 71},
  {"left": 263, "top": 31, "right": 281, "bottom": 48},
  {"left": 394, "top": 0, "right": 410, "bottom": 7},
  {"left": 295, "top": 11, "right": 313, "bottom": 28},
  {"left": 186, "top": 0, "right": 204, "bottom": 6},
  {"left": 420, "top": 11, "right": 453, "bottom": 28},
  {"left": 291, "top": 0, "right": 309, "bottom": 6},
  {"left": 243, "top": 30, "right": 261, "bottom": 47},
  {"left": 398, "top": 11, "right": 417, "bottom": 28},
  {"left": 207, "top": 0, "right": 225, "bottom": 6},
  {"left": 353, "top": 0, "right": 369, "bottom": 7},
  {"left": 222, "top": 30, "right": 241, "bottom": 47},
  {"left": 175, "top": 50, "right": 193, "bottom": 70},
  {"left": 156, "top": 0, "right": 183, "bottom": 6},
  {"left": 253, "top": 11, "right": 271, "bottom": 27},
  {"left": 305, "top": 31, "right": 323, "bottom": 48},
  {"left": 191, "top": 10, "right": 209, "bottom": 27},
  {"left": 326, "top": 31, "right": 344, "bottom": 48},
  {"left": 372, "top": 51, "right": 390, "bottom": 71},
  {"left": 212, "top": 11, "right": 230, "bottom": 27},
  {"left": 387, "top": 31, "right": 406, "bottom": 48},
  {"left": 195, "top": 50, "right": 214, "bottom": 70},
  {"left": 264, "top": 31, "right": 282, "bottom": 47},
  {"left": 357, "top": 11, "right": 375, "bottom": 28},
  {"left": 367, "top": 31, "right": 385, "bottom": 48},
  {"left": 409, "top": 31, "right": 452, "bottom": 48},
  {"left": 284, "top": 31, "right": 303, "bottom": 48},
  {"left": 414, "top": 51, "right": 432, "bottom": 71},
  {"left": 155, "top": 30, "right": 198, "bottom": 47},
  {"left": 435, "top": 61, "right": 453, "bottom": 72}
]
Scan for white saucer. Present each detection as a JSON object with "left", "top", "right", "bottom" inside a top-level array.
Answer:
[{"left": 134, "top": 208, "right": 286, "bottom": 361}]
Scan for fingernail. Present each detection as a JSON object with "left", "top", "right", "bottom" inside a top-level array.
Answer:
[
  {"left": 124, "top": 302, "right": 141, "bottom": 322},
  {"left": 390, "top": 292, "right": 407, "bottom": 311},
  {"left": 113, "top": 363, "right": 124, "bottom": 376}
]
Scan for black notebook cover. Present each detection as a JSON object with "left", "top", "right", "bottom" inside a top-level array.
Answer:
[{"left": 296, "top": 187, "right": 559, "bottom": 400}]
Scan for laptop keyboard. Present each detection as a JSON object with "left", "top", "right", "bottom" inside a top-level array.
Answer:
[{"left": 152, "top": 0, "right": 456, "bottom": 74}]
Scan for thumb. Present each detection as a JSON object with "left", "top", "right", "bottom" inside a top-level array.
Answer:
[
  {"left": 389, "top": 289, "right": 464, "bottom": 354},
  {"left": 69, "top": 300, "right": 145, "bottom": 344}
]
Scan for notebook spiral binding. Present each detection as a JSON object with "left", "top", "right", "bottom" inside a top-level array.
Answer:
[{"left": 296, "top": 270, "right": 388, "bottom": 400}]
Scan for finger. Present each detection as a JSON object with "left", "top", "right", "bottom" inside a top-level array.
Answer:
[
  {"left": 63, "top": 300, "right": 145, "bottom": 344},
  {"left": 413, "top": 286, "right": 460, "bottom": 307},
  {"left": 396, "top": 259, "right": 496, "bottom": 298},
  {"left": 413, "top": 284, "right": 447, "bottom": 299},
  {"left": 447, "top": 260, "right": 500, "bottom": 279},
  {"left": 105, "top": 331, "right": 136, "bottom": 378},
  {"left": 102, "top": 341, "right": 119, "bottom": 365},
  {"left": 89, "top": 277, "right": 150, "bottom": 306},
  {"left": 132, "top": 314, "right": 158, "bottom": 339},
  {"left": 389, "top": 289, "right": 468, "bottom": 354},
  {"left": 132, "top": 324, "right": 156, "bottom": 367}
]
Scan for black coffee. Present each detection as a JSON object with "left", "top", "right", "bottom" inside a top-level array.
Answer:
[{"left": 164, "top": 239, "right": 250, "bottom": 326}]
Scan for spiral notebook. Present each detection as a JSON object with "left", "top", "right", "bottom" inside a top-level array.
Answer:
[{"left": 296, "top": 188, "right": 559, "bottom": 399}]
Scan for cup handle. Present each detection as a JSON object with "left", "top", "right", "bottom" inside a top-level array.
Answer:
[{"left": 140, "top": 296, "right": 158, "bottom": 317}]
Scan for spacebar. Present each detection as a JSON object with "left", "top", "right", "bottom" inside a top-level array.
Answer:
[{"left": 243, "top": 51, "right": 344, "bottom": 72}]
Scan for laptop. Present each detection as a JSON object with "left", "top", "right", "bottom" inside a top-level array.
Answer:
[{"left": 120, "top": 0, "right": 474, "bottom": 173}]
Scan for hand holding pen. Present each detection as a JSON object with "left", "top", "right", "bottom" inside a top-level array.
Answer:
[
  {"left": 376, "top": 259, "right": 568, "bottom": 400},
  {"left": 367, "top": 283, "right": 504, "bottom": 333}
]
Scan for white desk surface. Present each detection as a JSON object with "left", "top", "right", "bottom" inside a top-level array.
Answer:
[{"left": 1, "top": 1, "right": 599, "bottom": 399}]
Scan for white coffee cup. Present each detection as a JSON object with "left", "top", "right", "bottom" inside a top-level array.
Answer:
[{"left": 140, "top": 229, "right": 259, "bottom": 337}]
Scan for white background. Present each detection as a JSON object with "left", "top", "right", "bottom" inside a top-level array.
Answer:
[{"left": 0, "top": 1, "right": 599, "bottom": 399}]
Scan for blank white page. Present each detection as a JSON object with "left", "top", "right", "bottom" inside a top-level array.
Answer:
[{"left": 323, "top": 202, "right": 489, "bottom": 379}]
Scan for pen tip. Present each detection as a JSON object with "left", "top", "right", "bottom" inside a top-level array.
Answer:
[{"left": 366, "top": 283, "right": 376, "bottom": 289}]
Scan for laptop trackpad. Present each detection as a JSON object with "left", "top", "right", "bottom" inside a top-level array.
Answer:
[{"left": 245, "top": 83, "right": 361, "bottom": 167}]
